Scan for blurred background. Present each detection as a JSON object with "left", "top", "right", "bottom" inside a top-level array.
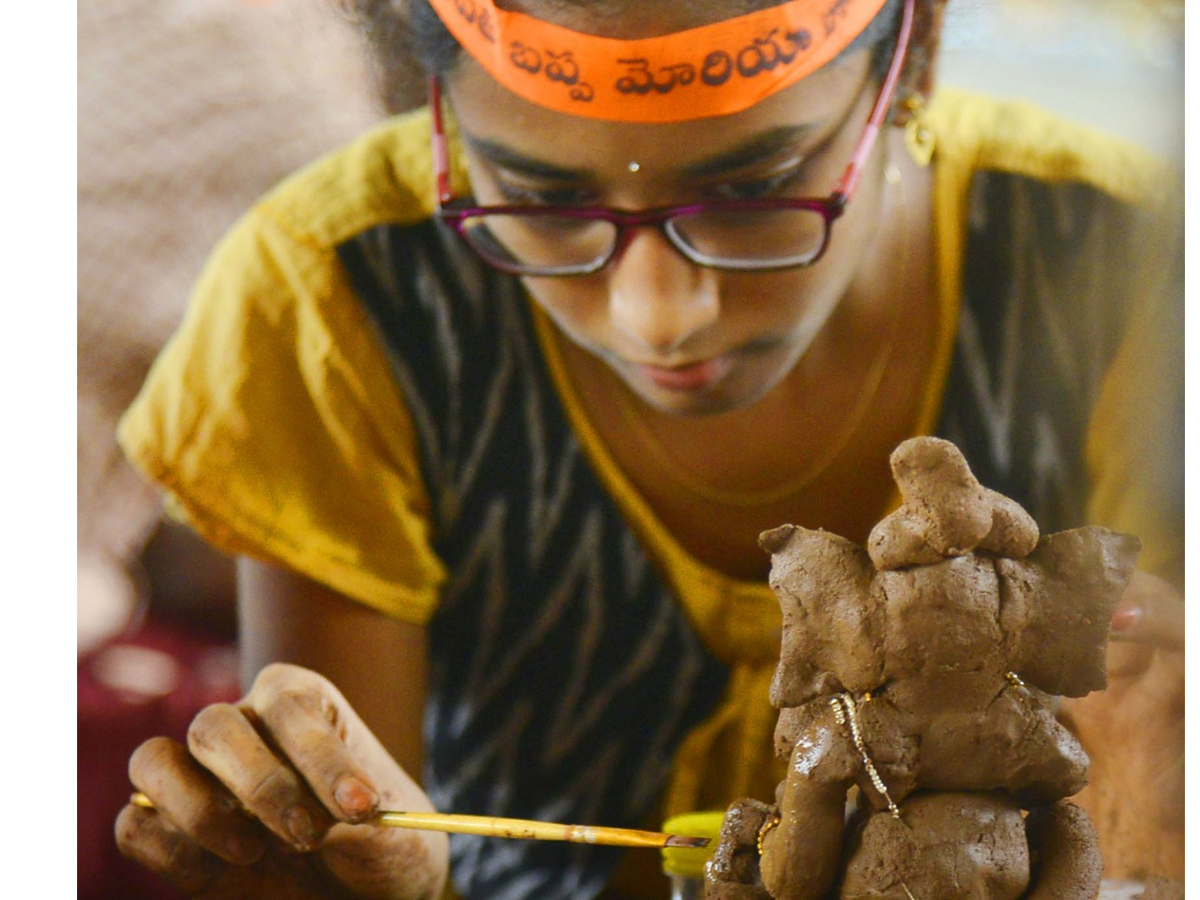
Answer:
[
  {"left": 76, "top": 1, "right": 1183, "bottom": 897},
  {"left": 78, "top": 3, "right": 385, "bottom": 896},
  {"left": 939, "top": 0, "right": 1183, "bottom": 159}
]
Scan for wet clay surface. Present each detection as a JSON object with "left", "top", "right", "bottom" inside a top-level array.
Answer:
[{"left": 708, "top": 437, "right": 1139, "bottom": 900}]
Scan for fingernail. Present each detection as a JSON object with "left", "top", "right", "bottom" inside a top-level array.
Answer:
[
  {"left": 334, "top": 777, "right": 377, "bottom": 821},
  {"left": 226, "top": 832, "right": 265, "bottom": 865},
  {"left": 1111, "top": 602, "right": 1143, "bottom": 633},
  {"left": 285, "top": 806, "right": 320, "bottom": 850}
]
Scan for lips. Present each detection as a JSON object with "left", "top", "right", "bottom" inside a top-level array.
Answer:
[{"left": 634, "top": 356, "right": 733, "bottom": 392}]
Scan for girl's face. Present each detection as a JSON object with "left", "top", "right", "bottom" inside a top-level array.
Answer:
[{"left": 445, "top": 44, "right": 895, "bottom": 417}]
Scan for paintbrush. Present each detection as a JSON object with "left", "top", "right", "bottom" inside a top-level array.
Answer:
[{"left": 129, "top": 792, "right": 709, "bottom": 849}]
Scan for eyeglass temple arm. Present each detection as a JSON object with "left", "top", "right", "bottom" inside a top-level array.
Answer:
[
  {"left": 429, "top": 75, "right": 455, "bottom": 205},
  {"left": 832, "top": 0, "right": 916, "bottom": 205}
]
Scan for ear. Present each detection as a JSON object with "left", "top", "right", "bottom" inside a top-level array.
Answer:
[{"left": 891, "top": 0, "right": 949, "bottom": 125}]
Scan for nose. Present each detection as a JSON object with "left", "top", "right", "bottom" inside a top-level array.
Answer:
[{"left": 607, "top": 226, "right": 720, "bottom": 355}]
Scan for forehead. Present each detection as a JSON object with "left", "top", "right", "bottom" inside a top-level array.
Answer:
[
  {"left": 445, "top": 49, "right": 871, "bottom": 174},
  {"left": 499, "top": 0, "right": 770, "bottom": 39}
]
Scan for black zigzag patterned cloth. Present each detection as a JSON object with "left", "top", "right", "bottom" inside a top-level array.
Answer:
[
  {"left": 338, "top": 221, "right": 730, "bottom": 900},
  {"left": 936, "top": 172, "right": 1139, "bottom": 531}
]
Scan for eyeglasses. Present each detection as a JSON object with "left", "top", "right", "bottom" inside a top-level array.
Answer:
[{"left": 429, "top": 0, "right": 915, "bottom": 277}]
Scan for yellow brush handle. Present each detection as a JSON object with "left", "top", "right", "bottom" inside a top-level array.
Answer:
[{"left": 129, "top": 792, "right": 709, "bottom": 849}]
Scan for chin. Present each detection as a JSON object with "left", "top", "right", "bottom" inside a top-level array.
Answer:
[{"left": 627, "top": 367, "right": 781, "bottom": 418}]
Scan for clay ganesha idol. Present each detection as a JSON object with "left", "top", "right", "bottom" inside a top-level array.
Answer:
[{"left": 707, "top": 437, "right": 1140, "bottom": 900}]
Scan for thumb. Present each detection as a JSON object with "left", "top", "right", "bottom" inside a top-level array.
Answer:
[{"left": 1109, "top": 571, "right": 1184, "bottom": 652}]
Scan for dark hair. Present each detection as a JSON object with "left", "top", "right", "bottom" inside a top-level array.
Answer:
[{"left": 350, "top": 0, "right": 904, "bottom": 113}]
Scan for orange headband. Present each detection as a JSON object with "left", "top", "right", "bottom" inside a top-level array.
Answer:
[{"left": 427, "top": 0, "right": 891, "bottom": 122}]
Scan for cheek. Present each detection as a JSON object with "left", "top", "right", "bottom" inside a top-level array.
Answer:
[
  {"left": 724, "top": 266, "right": 846, "bottom": 330},
  {"left": 520, "top": 277, "right": 609, "bottom": 337},
  {"left": 754, "top": 209, "right": 881, "bottom": 322},
  {"left": 828, "top": 167, "right": 890, "bottom": 267}
]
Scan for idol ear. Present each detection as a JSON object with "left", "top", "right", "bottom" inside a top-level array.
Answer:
[{"left": 890, "top": 0, "right": 949, "bottom": 126}]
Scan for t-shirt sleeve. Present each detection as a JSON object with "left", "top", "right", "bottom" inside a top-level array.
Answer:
[
  {"left": 1084, "top": 188, "right": 1184, "bottom": 587},
  {"left": 117, "top": 199, "right": 448, "bottom": 623}
]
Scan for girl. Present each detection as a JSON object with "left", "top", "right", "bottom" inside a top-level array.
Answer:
[{"left": 115, "top": 1, "right": 1183, "bottom": 897}]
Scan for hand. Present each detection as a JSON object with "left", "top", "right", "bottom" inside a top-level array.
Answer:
[
  {"left": 1057, "top": 571, "right": 1184, "bottom": 880},
  {"left": 115, "top": 663, "right": 448, "bottom": 900}
]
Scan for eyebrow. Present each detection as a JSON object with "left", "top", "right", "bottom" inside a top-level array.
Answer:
[
  {"left": 678, "top": 124, "right": 821, "bottom": 179},
  {"left": 461, "top": 135, "right": 586, "bottom": 180},
  {"left": 460, "top": 122, "right": 822, "bottom": 182}
]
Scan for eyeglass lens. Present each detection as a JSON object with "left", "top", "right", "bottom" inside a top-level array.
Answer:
[{"left": 457, "top": 207, "right": 831, "bottom": 274}]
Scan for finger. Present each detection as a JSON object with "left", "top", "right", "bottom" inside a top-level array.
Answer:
[
  {"left": 115, "top": 800, "right": 226, "bottom": 895},
  {"left": 250, "top": 670, "right": 381, "bottom": 823},
  {"left": 128, "top": 735, "right": 267, "bottom": 866},
  {"left": 1110, "top": 571, "right": 1184, "bottom": 652},
  {"left": 187, "top": 702, "right": 335, "bottom": 851}
]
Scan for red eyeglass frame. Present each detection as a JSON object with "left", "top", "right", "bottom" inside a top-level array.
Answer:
[{"left": 428, "top": 0, "right": 915, "bottom": 276}]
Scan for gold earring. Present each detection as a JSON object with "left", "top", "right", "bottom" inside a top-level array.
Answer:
[{"left": 900, "top": 94, "right": 935, "bottom": 167}]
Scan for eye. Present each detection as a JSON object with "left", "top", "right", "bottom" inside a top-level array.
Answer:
[
  {"left": 710, "top": 165, "right": 807, "bottom": 202},
  {"left": 494, "top": 179, "right": 596, "bottom": 208}
]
